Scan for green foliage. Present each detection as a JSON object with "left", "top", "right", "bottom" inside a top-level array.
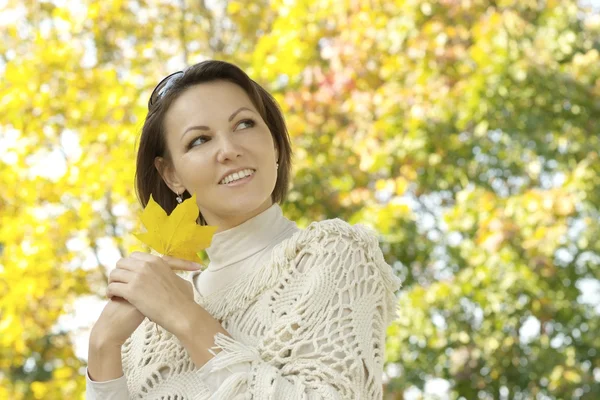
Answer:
[{"left": 0, "top": 0, "right": 598, "bottom": 398}]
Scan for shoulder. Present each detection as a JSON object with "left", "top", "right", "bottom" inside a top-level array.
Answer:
[
  {"left": 297, "top": 218, "right": 382, "bottom": 252},
  {"left": 294, "top": 218, "right": 401, "bottom": 291},
  {"left": 289, "top": 218, "right": 402, "bottom": 322}
]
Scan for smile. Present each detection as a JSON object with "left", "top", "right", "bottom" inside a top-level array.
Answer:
[{"left": 219, "top": 169, "right": 256, "bottom": 185}]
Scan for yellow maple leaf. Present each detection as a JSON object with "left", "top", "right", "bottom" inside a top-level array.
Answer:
[{"left": 133, "top": 193, "right": 217, "bottom": 261}]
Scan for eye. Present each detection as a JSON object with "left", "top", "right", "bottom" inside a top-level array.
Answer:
[
  {"left": 188, "top": 135, "right": 210, "bottom": 149},
  {"left": 236, "top": 118, "right": 256, "bottom": 130}
]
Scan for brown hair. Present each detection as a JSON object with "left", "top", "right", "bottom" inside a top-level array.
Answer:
[{"left": 134, "top": 60, "right": 293, "bottom": 224}]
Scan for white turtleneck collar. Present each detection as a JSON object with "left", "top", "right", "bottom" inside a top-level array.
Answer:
[{"left": 205, "top": 203, "right": 298, "bottom": 272}]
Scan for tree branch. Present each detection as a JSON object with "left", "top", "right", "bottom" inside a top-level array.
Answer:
[
  {"left": 105, "top": 191, "right": 127, "bottom": 258},
  {"left": 179, "top": 0, "right": 189, "bottom": 65}
]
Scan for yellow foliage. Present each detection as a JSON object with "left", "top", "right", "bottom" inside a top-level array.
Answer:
[
  {"left": 30, "top": 382, "right": 48, "bottom": 399},
  {"left": 1, "top": 0, "right": 598, "bottom": 398}
]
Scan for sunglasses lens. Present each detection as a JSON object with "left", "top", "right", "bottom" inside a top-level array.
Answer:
[{"left": 149, "top": 71, "right": 184, "bottom": 107}]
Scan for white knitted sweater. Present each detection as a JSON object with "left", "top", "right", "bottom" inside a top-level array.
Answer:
[{"left": 109, "top": 219, "right": 401, "bottom": 399}]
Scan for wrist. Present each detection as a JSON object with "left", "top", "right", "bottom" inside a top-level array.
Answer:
[
  {"left": 87, "top": 339, "right": 124, "bottom": 382},
  {"left": 89, "top": 326, "right": 126, "bottom": 350},
  {"left": 172, "top": 300, "right": 204, "bottom": 338},
  {"left": 175, "top": 302, "right": 229, "bottom": 367}
]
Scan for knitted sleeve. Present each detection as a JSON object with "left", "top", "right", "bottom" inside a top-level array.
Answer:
[
  {"left": 85, "top": 368, "right": 129, "bottom": 400},
  {"left": 199, "top": 222, "right": 402, "bottom": 399}
]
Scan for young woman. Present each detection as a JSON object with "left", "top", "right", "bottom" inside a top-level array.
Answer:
[{"left": 86, "top": 60, "right": 401, "bottom": 399}]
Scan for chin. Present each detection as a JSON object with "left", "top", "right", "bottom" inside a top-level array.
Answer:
[{"left": 217, "top": 193, "right": 272, "bottom": 216}]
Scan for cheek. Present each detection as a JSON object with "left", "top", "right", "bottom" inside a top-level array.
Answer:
[
  {"left": 256, "top": 130, "right": 277, "bottom": 157},
  {"left": 179, "top": 154, "right": 213, "bottom": 186}
]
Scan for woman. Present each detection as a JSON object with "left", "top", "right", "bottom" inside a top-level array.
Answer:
[{"left": 86, "top": 60, "right": 401, "bottom": 399}]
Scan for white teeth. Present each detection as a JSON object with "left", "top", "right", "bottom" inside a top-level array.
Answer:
[{"left": 220, "top": 169, "right": 254, "bottom": 184}]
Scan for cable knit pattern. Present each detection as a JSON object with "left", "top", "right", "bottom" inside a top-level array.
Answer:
[{"left": 115, "top": 218, "right": 400, "bottom": 399}]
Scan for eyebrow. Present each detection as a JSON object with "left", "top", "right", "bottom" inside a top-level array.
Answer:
[{"left": 181, "top": 107, "right": 255, "bottom": 140}]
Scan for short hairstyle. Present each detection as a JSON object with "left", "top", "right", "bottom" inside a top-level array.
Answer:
[{"left": 134, "top": 60, "right": 293, "bottom": 224}]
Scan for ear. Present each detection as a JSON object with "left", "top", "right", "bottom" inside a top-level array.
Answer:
[
  {"left": 274, "top": 146, "right": 279, "bottom": 162},
  {"left": 154, "top": 156, "right": 186, "bottom": 194}
]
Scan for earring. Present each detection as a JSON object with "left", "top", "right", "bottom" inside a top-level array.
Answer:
[
  {"left": 276, "top": 162, "right": 279, "bottom": 170},
  {"left": 176, "top": 192, "right": 183, "bottom": 204}
]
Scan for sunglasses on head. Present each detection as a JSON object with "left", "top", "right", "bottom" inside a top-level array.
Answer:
[{"left": 147, "top": 70, "right": 184, "bottom": 109}]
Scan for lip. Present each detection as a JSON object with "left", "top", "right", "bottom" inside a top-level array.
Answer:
[{"left": 218, "top": 167, "right": 256, "bottom": 185}]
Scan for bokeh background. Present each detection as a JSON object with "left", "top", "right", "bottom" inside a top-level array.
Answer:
[{"left": 1, "top": 0, "right": 600, "bottom": 398}]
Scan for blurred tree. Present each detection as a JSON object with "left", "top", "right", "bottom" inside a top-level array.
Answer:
[{"left": 0, "top": 0, "right": 599, "bottom": 399}]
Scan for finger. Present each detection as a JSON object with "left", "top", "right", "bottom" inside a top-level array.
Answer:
[
  {"left": 161, "top": 255, "right": 203, "bottom": 271},
  {"left": 106, "top": 282, "right": 129, "bottom": 300},
  {"left": 108, "top": 268, "right": 135, "bottom": 285},
  {"left": 129, "top": 251, "right": 158, "bottom": 261},
  {"left": 110, "top": 296, "right": 129, "bottom": 304},
  {"left": 115, "top": 256, "right": 142, "bottom": 272}
]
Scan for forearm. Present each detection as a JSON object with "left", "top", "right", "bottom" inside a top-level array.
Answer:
[
  {"left": 87, "top": 338, "right": 124, "bottom": 382},
  {"left": 176, "top": 302, "right": 231, "bottom": 367}
]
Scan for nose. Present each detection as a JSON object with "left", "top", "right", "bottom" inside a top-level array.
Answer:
[{"left": 216, "top": 134, "right": 243, "bottom": 163}]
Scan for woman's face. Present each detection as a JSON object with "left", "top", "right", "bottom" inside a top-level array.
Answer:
[{"left": 157, "top": 80, "right": 279, "bottom": 231}]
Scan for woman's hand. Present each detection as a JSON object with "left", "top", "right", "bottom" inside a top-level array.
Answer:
[
  {"left": 105, "top": 252, "right": 203, "bottom": 337},
  {"left": 88, "top": 294, "right": 147, "bottom": 381},
  {"left": 90, "top": 297, "right": 145, "bottom": 349}
]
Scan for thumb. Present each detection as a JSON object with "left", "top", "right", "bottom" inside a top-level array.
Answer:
[{"left": 161, "top": 255, "right": 203, "bottom": 271}]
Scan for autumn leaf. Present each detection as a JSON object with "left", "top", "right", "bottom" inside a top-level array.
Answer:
[{"left": 133, "top": 193, "right": 217, "bottom": 261}]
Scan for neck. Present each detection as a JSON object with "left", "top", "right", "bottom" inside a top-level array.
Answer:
[
  {"left": 204, "top": 202, "right": 298, "bottom": 270},
  {"left": 204, "top": 198, "right": 274, "bottom": 233}
]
